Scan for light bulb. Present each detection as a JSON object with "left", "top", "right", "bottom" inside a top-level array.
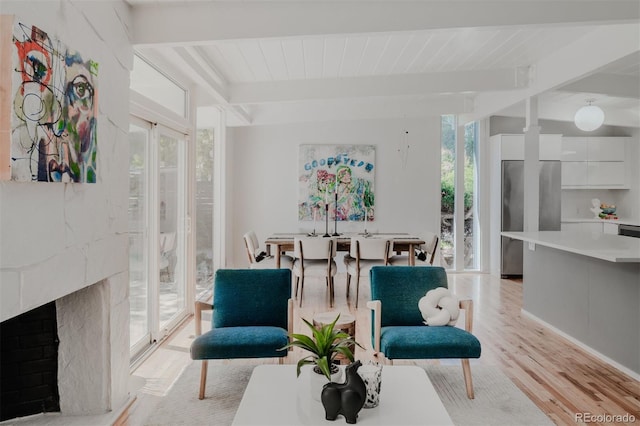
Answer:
[{"left": 574, "top": 104, "right": 604, "bottom": 131}]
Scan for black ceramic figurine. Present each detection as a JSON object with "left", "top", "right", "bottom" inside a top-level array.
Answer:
[{"left": 321, "top": 360, "right": 366, "bottom": 424}]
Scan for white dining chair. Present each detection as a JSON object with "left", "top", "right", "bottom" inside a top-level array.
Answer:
[
  {"left": 292, "top": 237, "right": 337, "bottom": 308},
  {"left": 244, "top": 231, "right": 293, "bottom": 269},
  {"left": 343, "top": 237, "right": 390, "bottom": 308},
  {"left": 388, "top": 232, "right": 439, "bottom": 266}
]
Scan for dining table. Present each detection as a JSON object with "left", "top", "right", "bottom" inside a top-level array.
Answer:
[{"left": 264, "top": 232, "right": 426, "bottom": 268}]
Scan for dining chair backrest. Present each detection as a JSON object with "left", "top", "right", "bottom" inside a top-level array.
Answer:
[
  {"left": 294, "top": 237, "right": 336, "bottom": 260},
  {"left": 349, "top": 237, "right": 390, "bottom": 261},
  {"left": 243, "top": 231, "right": 258, "bottom": 264},
  {"left": 423, "top": 232, "right": 439, "bottom": 256}
]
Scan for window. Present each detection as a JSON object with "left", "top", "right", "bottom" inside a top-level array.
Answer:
[
  {"left": 195, "top": 126, "right": 214, "bottom": 299},
  {"left": 440, "top": 116, "right": 479, "bottom": 270},
  {"left": 131, "top": 55, "right": 187, "bottom": 118}
]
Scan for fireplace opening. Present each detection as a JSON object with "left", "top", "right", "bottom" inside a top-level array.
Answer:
[{"left": 0, "top": 302, "right": 61, "bottom": 421}]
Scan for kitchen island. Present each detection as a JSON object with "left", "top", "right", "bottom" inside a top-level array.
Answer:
[{"left": 502, "top": 231, "right": 640, "bottom": 378}]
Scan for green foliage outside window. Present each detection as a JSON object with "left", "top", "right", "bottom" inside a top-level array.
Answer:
[{"left": 440, "top": 116, "right": 475, "bottom": 214}]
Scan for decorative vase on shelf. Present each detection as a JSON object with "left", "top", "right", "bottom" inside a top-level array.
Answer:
[{"left": 590, "top": 198, "right": 602, "bottom": 219}]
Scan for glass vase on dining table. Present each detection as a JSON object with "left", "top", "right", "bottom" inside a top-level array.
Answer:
[
  {"left": 360, "top": 206, "right": 371, "bottom": 237},
  {"left": 308, "top": 206, "right": 318, "bottom": 237},
  {"left": 332, "top": 192, "right": 340, "bottom": 236}
]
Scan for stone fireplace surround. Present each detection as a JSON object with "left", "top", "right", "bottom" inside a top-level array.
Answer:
[
  {"left": 0, "top": 1, "right": 134, "bottom": 424},
  {"left": 0, "top": 270, "right": 131, "bottom": 425}
]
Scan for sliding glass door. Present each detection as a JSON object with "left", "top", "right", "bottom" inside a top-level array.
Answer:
[
  {"left": 129, "top": 119, "right": 151, "bottom": 356},
  {"left": 157, "top": 129, "right": 187, "bottom": 331},
  {"left": 129, "top": 118, "right": 188, "bottom": 359}
]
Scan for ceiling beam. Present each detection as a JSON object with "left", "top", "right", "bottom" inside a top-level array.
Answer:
[
  {"left": 240, "top": 94, "right": 472, "bottom": 126},
  {"left": 169, "top": 47, "right": 253, "bottom": 124},
  {"left": 131, "top": 1, "right": 640, "bottom": 46},
  {"left": 498, "top": 100, "right": 640, "bottom": 128},
  {"left": 556, "top": 73, "right": 640, "bottom": 99},
  {"left": 229, "top": 68, "right": 526, "bottom": 104},
  {"left": 460, "top": 23, "right": 640, "bottom": 123},
  {"left": 173, "top": 47, "right": 229, "bottom": 102}
]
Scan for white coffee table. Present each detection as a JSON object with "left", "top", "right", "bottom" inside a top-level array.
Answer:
[{"left": 232, "top": 365, "right": 453, "bottom": 425}]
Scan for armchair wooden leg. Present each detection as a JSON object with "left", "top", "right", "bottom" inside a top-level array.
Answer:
[
  {"left": 355, "top": 275, "right": 360, "bottom": 308},
  {"left": 199, "top": 360, "right": 208, "bottom": 400},
  {"left": 330, "top": 276, "right": 335, "bottom": 308},
  {"left": 278, "top": 357, "right": 284, "bottom": 365},
  {"left": 346, "top": 274, "right": 351, "bottom": 297},
  {"left": 461, "top": 358, "right": 474, "bottom": 399},
  {"left": 299, "top": 277, "right": 305, "bottom": 307}
]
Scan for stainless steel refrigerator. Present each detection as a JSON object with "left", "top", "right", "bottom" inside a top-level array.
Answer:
[{"left": 501, "top": 160, "right": 561, "bottom": 277}]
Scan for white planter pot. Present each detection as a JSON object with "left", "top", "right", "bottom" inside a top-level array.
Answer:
[{"left": 307, "top": 365, "right": 343, "bottom": 402}]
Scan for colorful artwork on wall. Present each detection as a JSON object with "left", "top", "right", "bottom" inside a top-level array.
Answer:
[
  {"left": 0, "top": 17, "right": 98, "bottom": 183},
  {"left": 298, "top": 145, "right": 375, "bottom": 222}
]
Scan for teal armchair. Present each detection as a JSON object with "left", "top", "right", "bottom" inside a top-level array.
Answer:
[
  {"left": 367, "top": 266, "right": 481, "bottom": 398},
  {"left": 190, "top": 269, "right": 293, "bottom": 399}
]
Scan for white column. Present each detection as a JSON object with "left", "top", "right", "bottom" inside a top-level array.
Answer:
[
  {"left": 454, "top": 118, "right": 465, "bottom": 271},
  {"left": 186, "top": 87, "right": 197, "bottom": 311},
  {"left": 523, "top": 97, "right": 541, "bottom": 232},
  {"left": 478, "top": 118, "right": 491, "bottom": 273},
  {"left": 213, "top": 108, "right": 227, "bottom": 270}
]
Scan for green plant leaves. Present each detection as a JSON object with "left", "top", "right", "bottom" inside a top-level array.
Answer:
[{"left": 279, "top": 314, "right": 362, "bottom": 381}]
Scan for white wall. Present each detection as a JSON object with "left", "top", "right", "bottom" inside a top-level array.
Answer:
[
  {"left": 0, "top": 0, "right": 132, "bottom": 417},
  {"left": 0, "top": 0, "right": 131, "bottom": 316},
  {"left": 227, "top": 117, "right": 442, "bottom": 268}
]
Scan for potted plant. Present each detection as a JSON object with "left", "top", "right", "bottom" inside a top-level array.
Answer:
[{"left": 280, "top": 314, "right": 362, "bottom": 400}]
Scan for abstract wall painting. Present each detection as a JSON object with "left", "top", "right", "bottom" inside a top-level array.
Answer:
[
  {"left": 0, "top": 16, "right": 98, "bottom": 183},
  {"left": 298, "top": 145, "right": 375, "bottom": 222}
]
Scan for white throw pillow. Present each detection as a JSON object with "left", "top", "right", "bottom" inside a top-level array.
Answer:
[{"left": 418, "top": 287, "right": 460, "bottom": 326}]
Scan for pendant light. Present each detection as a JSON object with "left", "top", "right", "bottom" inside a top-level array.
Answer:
[{"left": 574, "top": 99, "right": 604, "bottom": 131}]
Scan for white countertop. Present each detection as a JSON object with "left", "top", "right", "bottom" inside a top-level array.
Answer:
[
  {"left": 562, "top": 217, "right": 640, "bottom": 227},
  {"left": 501, "top": 231, "right": 640, "bottom": 263}
]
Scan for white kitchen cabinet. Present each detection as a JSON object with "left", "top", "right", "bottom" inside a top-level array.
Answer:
[
  {"left": 561, "top": 222, "right": 582, "bottom": 232},
  {"left": 587, "top": 162, "right": 626, "bottom": 186},
  {"left": 561, "top": 221, "right": 625, "bottom": 235},
  {"left": 560, "top": 137, "right": 587, "bottom": 161},
  {"left": 582, "top": 222, "right": 604, "bottom": 233},
  {"left": 561, "top": 222, "right": 602, "bottom": 233},
  {"left": 603, "top": 222, "right": 619, "bottom": 235},
  {"left": 561, "top": 137, "right": 629, "bottom": 189},
  {"left": 587, "top": 138, "right": 626, "bottom": 161},
  {"left": 561, "top": 162, "right": 588, "bottom": 186},
  {"left": 560, "top": 221, "right": 604, "bottom": 234},
  {"left": 492, "top": 134, "right": 562, "bottom": 161}
]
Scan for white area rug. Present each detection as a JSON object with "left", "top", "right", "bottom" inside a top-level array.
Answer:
[
  {"left": 141, "top": 363, "right": 553, "bottom": 426},
  {"left": 425, "top": 366, "right": 553, "bottom": 426}
]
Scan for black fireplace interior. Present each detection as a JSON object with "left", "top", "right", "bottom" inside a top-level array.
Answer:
[{"left": 1, "top": 302, "right": 60, "bottom": 421}]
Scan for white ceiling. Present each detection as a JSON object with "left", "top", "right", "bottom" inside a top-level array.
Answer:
[{"left": 128, "top": 1, "right": 640, "bottom": 127}]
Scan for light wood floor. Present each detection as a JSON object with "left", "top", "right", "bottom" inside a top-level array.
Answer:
[{"left": 129, "top": 272, "right": 640, "bottom": 426}]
